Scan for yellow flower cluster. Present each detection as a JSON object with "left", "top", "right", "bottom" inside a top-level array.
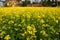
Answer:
[
  {"left": 0, "top": 7, "right": 60, "bottom": 40},
  {"left": 40, "top": 30, "right": 48, "bottom": 37},
  {"left": 27, "top": 25, "right": 37, "bottom": 35},
  {"left": 4, "top": 35, "right": 11, "bottom": 40}
]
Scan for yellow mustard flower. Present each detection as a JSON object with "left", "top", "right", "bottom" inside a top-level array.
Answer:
[
  {"left": 14, "top": 23, "right": 17, "bottom": 27},
  {"left": 27, "top": 37, "right": 30, "bottom": 40},
  {"left": 27, "top": 26, "right": 32, "bottom": 30},
  {"left": 40, "top": 39, "right": 43, "bottom": 40},
  {"left": 40, "top": 19, "right": 45, "bottom": 24},
  {"left": 0, "top": 31, "right": 6, "bottom": 38},
  {"left": 8, "top": 20, "right": 14, "bottom": 25},
  {"left": 55, "top": 20, "right": 58, "bottom": 24},
  {"left": 4, "top": 35, "right": 11, "bottom": 40},
  {"left": 40, "top": 30, "right": 48, "bottom": 37},
  {"left": 18, "top": 24, "right": 21, "bottom": 26}
]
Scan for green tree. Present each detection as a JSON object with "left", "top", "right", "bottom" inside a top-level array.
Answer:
[
  {"left": 22, "top": 0, "right": 27, "bottom": 6},
  {"left": 41, "top": 0, "right": 47, "bottom": 6}
]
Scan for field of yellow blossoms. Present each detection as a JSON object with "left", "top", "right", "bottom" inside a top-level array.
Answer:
[{"left": 0, "top": 7, "right": 60, "bottom": 40}]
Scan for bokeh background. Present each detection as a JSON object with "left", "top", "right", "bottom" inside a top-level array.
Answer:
[{"left": 0, "top": 0, "right": 60, "bottom": 7}]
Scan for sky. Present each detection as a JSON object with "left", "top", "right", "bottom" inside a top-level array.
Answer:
[{"left": 29, "top": 0, "right": 41, "bottom": 3}]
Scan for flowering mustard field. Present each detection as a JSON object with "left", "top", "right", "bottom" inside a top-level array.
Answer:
[{"left": 0, "top": 7, "right": 60, "bottom": 40}]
